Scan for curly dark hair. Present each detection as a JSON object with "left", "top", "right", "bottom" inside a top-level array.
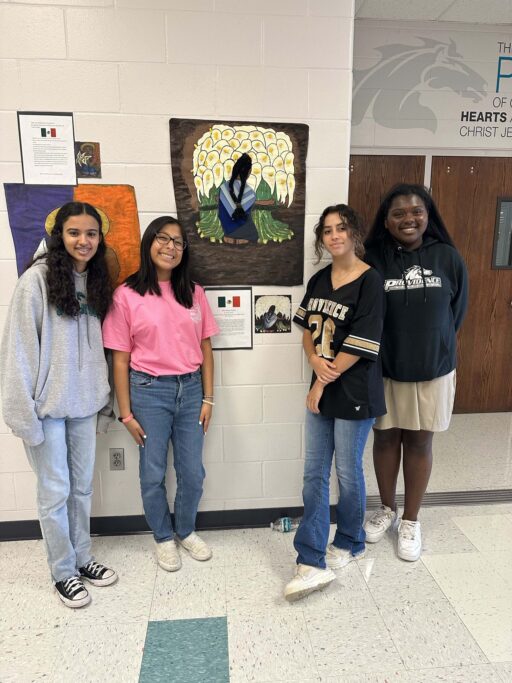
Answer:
[
  {"left": 34, "top": 202, "right": 113, "bottom": 320},
  {"left": 125, "top": 216, "right": 195, "bottom": 308},
  {"left": 313, "top": 204, "right": 366, "bottom": 263},
  {"left": 365, "top": 183, "right": 455, "bottom": 248}
]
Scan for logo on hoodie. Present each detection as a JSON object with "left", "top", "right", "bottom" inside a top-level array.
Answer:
[
  {"left": 384, "top": 265, "right": 442, "bottom": 292},
  {"left": 56, "top": 291, "right": 100, "bottom": 318}
]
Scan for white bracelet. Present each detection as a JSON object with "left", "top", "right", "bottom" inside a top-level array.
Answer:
[{"left": 202, "top": 399, "right": 215, "bottom": 406}]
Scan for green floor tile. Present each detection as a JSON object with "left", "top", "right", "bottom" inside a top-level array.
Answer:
[{"left": 139, "top": 617, "right": 229, "bottom": 683}]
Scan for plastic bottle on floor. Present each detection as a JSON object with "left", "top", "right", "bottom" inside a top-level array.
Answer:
[{"left": 270, "top": 517, "right": 300, "bottom": 532}]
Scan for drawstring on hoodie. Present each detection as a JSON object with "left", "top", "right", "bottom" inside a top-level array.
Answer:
[
  {"left": 75, "top": 272, "right": 92, "bottom": 371},
  {"left": 417, "top": 250, "right": 428, "bottom": 303},
  {"left": 397, "top": 246, "right": 409, "bottom": 306}
]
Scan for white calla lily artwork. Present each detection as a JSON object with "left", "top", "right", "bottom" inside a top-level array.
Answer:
[
  {"left": 191, "top": 124, "right": 298, "bottom": 244},
  {"left": 170, "top": 118, "right": 308, "bottom": 286}
]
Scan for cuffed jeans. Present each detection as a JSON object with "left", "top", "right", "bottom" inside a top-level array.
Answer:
[
  {"left": 294, "top": 410, "right": 374, "bottom": 569},
  {"left": 130, "top": 369, "right": 205, "bottom": 543},
  {"left": 24, "top": 415, "right": 97, "bottom": 583}
]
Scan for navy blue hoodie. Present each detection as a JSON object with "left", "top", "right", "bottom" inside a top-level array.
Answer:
[{"left": 365, "top": 236, "right": 468, "bottom": 382}]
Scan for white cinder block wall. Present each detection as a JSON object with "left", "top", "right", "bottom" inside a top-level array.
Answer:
[{"left": 0, "top": 0, "right": 355, "bottom": 523}]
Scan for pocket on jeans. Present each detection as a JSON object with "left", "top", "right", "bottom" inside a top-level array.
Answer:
[{"left": 129, "top": 371, "right": 155, "bottom": 387}]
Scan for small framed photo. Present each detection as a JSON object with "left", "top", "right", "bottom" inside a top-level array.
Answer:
[{"left": 254, "top": 294, "right": 292, "bottom": 334}]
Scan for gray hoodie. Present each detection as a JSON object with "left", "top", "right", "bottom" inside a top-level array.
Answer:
[{"left": 0, "top": 261, "right": 113, "bottom": 446}]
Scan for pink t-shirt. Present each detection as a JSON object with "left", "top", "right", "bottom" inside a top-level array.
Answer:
[{"left": 102, "top": 282, "right": 219, "bottom": 376}]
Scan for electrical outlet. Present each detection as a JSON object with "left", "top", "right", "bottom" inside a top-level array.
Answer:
[{"left": 109, "top": 448, "right": 125, "bottom": 471}]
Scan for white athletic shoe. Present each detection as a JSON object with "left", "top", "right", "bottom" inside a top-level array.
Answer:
[
  {"left": 177, "top": 532, "right": 212, "bottom": 561},
  {"left": 284, "top": 563, "right": 336, "bottom": 602},
  {"left": 397, "top": 519, "right": 422, "bottom": 562},
  {"left": 325, "top": 544, "right": 366, "bottom": 569},
  {"left": 364, "top": 505, "right": 398, "bottom": 543},
  {"left": 156, "top": 539, "right": 182, "bottom": 571}
]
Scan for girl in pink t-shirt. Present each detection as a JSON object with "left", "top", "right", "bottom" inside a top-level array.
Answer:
[{"left": 103, "top": 216, "right": 218, "bottom": 572}]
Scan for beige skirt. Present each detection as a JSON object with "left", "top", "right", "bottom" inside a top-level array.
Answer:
[{"left": 374, "top": 370, "right": 456, "bottom": 432}]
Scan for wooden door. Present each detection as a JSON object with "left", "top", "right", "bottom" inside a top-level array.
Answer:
[
  {"left": 348, "top": 155, "right": 425, "bottom": 231},
  {"left": 431, "top": 157, "right": 512, "bottom": 412}
]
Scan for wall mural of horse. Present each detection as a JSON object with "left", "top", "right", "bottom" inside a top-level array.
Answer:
[{"left": 353, "top": 37, "right": 487, "bottom": 132}]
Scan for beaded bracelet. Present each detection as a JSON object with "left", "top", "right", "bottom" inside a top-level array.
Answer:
[{"left": 202, "top": 399, "right": 215, "bottom": 406}]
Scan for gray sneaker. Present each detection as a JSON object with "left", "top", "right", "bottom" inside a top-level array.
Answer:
[{"left": 364, "top": 505, "right": 397, "bottom": 543}]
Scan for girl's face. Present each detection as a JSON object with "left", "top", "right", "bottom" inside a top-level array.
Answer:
[
  {"left": 321, "top": 212, "right": 355, "bottom": 259},
  {"left": 385, "top": 194, "right": 428, "bottom": 250},
  {"left": 150, "top": 223, "right": 185, "bottom": 281},
  {"left": 62, "top": 213, "right": 101, "bottom": 273}
]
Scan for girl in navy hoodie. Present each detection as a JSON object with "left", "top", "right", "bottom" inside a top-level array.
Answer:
[{"left": 363, "top": 184, "right": 468, "bottom": 561}]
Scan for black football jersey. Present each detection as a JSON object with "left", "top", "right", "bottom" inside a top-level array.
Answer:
[{"left": 294, "top": 265, "right": 386, "bottom": 420}]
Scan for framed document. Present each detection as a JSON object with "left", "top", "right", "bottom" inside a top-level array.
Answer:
[
  {"left": 17, "top": 111, "right": 77, "bottom": 185},
  {"left": 205, "top": 287, "right": 253, "bottom": 350}
]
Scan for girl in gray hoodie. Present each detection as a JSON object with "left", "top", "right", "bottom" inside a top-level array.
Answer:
[{"left": 1, "top": 201, "right": 118, "bottom": 608}]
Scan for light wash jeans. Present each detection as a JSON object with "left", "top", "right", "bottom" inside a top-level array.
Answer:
[
  {"left": 129, "top": 369, "right": 205, "bottom": 543},
  {"left": 294, "top": 410, "right": 374, "bottom": 569},
  {"left": 24, "top": 415, "right": 97, "bottom": 583}
]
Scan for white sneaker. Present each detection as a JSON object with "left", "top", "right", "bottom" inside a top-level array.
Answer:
[
  {"left": 177, "top": 532, "right": 212, "bottom": 561},
  {"left": 325, "top": 544, "right": 366, "bottom": 569},
  {"left": 397, "top": 519, "right": 421, "bottom": 561},
  {"left": 156, "top": 539, "right": 182, "bottom": 571},
  {"left": 364, "top": 505, "right": 398, "bottom": 543},
  {"left": 284, "top": 563, "right": 336, "bottom": 602}
]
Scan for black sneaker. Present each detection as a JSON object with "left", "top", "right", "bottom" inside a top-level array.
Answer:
[
  {"left": 55, "top": 576, "right": 91, "bottom": 608},
  {"left": 79, "top": 560, "right": 118, "bottom": 586}
]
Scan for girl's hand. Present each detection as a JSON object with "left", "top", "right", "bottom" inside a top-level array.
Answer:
[
  {"left": 199, "top": 402, "right": 212, "bottom": 434},
  {"left": 309, "top": 354, "right": 340, "bottom": 383},
  {"left": 306, "top": 380, "right": 325, "bottom": 414},
  {"left": 124, "top": 418, "right": 146, "bottom": 447}
]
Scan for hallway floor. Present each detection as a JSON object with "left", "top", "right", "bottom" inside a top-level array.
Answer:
[{"left": 2, "top": 503, "right": 512, "bottom": 682}]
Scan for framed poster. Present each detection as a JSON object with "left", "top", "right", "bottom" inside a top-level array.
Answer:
[
  {"left": 17, "top": 111, "right": 77, "bottom": 185},
  {"left": 205, "top": 286, "right": 253, "bottom": 350}
]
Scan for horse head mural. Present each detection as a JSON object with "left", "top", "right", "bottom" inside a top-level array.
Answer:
[{"left": 353, "top": 37, "right": 487, "bottom": 133}]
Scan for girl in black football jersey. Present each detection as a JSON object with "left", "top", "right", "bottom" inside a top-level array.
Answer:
[{"left": 284, "top": 204, "right": 385, "bottom": 602}]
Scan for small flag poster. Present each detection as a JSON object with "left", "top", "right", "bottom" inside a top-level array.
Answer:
[
  {"left": 205, "top": 287, "right": 252, "bottom": 350},
  {"left": 17, "top": 111, "right": 77, "bottom": 185}
]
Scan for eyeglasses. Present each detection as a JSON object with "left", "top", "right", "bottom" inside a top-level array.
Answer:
[{"left": 154, "top": 233, "right": 187, "bottom": 251}]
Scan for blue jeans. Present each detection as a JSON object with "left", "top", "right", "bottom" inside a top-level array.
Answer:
[
  {"left": 294, "top": 410, "right": 374, "bottom": 569},
  {"left": 24, "top": 415, "right": 97, "bottom": 583},
  {"left": 130, "top": 369, "right": 205, "bottom": 543}
]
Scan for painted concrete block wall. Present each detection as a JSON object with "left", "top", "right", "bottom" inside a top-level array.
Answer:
[{"left": 0, "top": 0, "right": 355, "bottom": 522}]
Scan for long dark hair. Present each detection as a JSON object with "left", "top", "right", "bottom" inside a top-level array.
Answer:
[
  {"left": 34, "top": 201, "right": 113, "bottom": 320},
  {"left": 229, "top": 153, "right": 252, "bottom": 220},
  {"left": 125, "top": 216, "right": 195, "bottom": 308},
  {"left": 313, "top": 204, "right": 366, "bottom": 263},
  {"left": 365, "top": 183, "right": 455, "bottom": 248}
]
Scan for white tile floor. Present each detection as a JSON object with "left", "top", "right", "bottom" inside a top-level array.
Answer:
[{"left": 1, "top": 504, "right": 512, "bottom": 682}]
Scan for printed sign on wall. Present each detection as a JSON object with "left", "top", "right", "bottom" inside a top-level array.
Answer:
[{"left": 352, "top": 27, "right": 512, "bottom": 149}]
